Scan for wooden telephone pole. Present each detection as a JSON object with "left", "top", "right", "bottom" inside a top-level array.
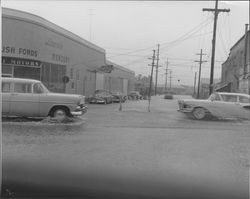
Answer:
[
  {"left": 194, "top": 49, "right": 207, "bottom": 99},
  {"left": 193, "top": 72, "right": 197, "bottom": 97},
  {"left": 203, "top": 0, "right": 230, "bottom": 95},
  {"left": 148, "top": 50, "right": 156, "bottom": 112},
  {"left": 155, "top": 44, "right": 160, "bottom": 95},
  {"left": 169, "top": 70, "right": 173, "bottom": 90},
  {"left": 164, "top": 59, "right": 169, "bottom": 93}
]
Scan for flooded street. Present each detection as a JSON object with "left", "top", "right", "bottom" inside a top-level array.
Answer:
[{"left": 2, "top": 96, "right": 250, "bottom": 198}]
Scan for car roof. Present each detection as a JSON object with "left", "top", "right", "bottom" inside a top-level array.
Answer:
[
  {"left": 216, "top": 92, "right": 250, "bottom": 97},
  {"left": 2, "top": 77, "right": 41, "bottom": 84}
]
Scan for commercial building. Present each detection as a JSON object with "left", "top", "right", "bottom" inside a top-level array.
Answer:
[
  {"left": 2, "top": 8, "right": 135, "bottom": 97},
  {"left": 218, "top": 29, "right": 250, "bottom": 94}
]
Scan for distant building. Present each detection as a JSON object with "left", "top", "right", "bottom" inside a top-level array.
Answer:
[{"left": 218, "top": 29, "right": 250, "bottom": 94}]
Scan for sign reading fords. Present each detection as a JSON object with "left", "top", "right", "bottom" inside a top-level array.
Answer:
[
  {"left": 2, "top": 57, "right": 41, "bottom": 67},
  {"left": 2, "top": 46, "right": 38, "bottom": 57}
]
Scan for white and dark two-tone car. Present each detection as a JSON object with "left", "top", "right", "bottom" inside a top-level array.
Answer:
[
  {"left": 1, "top": 77, "right": 87, "bottom": 118},
  {"left": 178, "top": 92, "right": 250, "bottom": 120}
]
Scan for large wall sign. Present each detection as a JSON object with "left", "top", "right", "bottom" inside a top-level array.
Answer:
[
  {"left": 2, "top": 46, "right": 38, "bottom": 58},
  {"left": 2, "top": 56, "right": 41, "bottom": 67}
]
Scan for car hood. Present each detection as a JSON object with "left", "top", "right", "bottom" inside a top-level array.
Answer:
[
  {"left": 179, "top": 99, "right": 210, "bottom": 104},
  {"left": 44, "top": 92, "right": 85, "bottom": 104},
  {"left": 46, "top": 92, "right": 83, "bottom": 99}
]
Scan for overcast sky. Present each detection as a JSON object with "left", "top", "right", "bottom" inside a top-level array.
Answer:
[{"left": 2, "top": 1, "right": 249, "bottom": 86}]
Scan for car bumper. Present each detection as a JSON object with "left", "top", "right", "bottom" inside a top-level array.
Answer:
[
  {"left": 178, "top": 109, "right": 192, "bottom": 113},
  {"left": 71, "top": 105, "right": 88, "bottom": 116},
  {"left": 90, "top": 99, "right": 106, "bottom": 104}
]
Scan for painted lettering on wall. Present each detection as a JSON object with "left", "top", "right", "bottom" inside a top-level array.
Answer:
[
  {"left": 2, "top": 46, "right": 38, "bottom": 57},
  {"left": 2, "top": 56, "right": 41, "bottom": 67},
  {"left": 45, "top": 38, "right": 63, "bottom": 49},
  {"left": 52, "top": 53, "right": 70, "bottom": 64}
]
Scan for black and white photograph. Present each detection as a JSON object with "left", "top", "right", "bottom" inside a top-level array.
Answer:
[{"left": 0, "top": 0, "right": 249, "bottom": 198}]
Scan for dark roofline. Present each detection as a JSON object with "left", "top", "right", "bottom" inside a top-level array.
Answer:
[{"left": 230, "top": 30, "right": 249, "bottom": 51}]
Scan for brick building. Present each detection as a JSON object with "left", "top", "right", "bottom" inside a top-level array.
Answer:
[{"left": 218, "top": 29, "right": 250, "bottom": 94}]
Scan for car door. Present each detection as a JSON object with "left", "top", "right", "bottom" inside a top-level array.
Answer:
[
  {"left": 1, "top": 81, "right": 12, "bottom": 116},
  {"left": 237, "top": 96, "right": 250, "bottom": 119},
  {"left": 10, "top": 82, "right": 40, "bottom": 117},
  {"left": 211, "top": 94, "right": 242, "bottom": 119}
]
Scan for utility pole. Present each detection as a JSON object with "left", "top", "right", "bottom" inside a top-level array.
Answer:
[
  {"left": 155, "top": 44, "right": 160, "bottom": 95},
  {"left": 203, "top": 0, "right": 230, "bottom": 95},
  {"left": 243, "top": 24, "right": 249, "bottom": 76},
  {"left": 164, "top": 59, "right": 169, "bottom": 93},
  {"left": 148, "top": 50, "right": 156, "bottom": 112},
  {"left": 169, "top": 70, "right": 173, "bottom": 90},
  {"left": 194, "top": 49, "right": 207, "bottom": 99},
  {"left": 193, "top": 72, "right": 197, "bottom": 97}
]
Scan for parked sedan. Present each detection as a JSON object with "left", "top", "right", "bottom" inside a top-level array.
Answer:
[
  {"left": 128, "top": 91, "right": 142, "bottom": 100},
  {"left": 111, "top": 92, "right": 126, "bottom": 103},
  {"left": 1, "top": 77, "right": 87, "bottom": 118},
  {"left": 89, "top": 90, "right": 113, "bottom": 104},
  {"left": 178, "top": 92, "right": 250, "bottom": 120}
]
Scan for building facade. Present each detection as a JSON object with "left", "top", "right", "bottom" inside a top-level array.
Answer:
[
  {"left": 2, "top": 8, "right": 135, "bottom": 97},
  {"left": 219, "top": 30, "right": 250, "bottom": 94}
]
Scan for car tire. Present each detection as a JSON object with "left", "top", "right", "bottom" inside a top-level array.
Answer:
[
  {"left": 51, "top": 107, "right": 70, "bottom": 119},
  {"left": 192, "top": 107, "right": 207, "bottom": 120}
]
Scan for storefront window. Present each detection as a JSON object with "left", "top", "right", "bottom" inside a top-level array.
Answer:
[
  {"left": 14, "top": 66, "right": 40, "bottom": 80},
  {"left": 2, "top": 65, "right": 13, "bottom": 77},
  {"left": 41, "top": 62, "right": 66, "bottom": 93}
]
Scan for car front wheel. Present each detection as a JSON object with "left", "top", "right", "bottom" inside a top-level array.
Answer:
[
  {"left": 192, "top": 107, "right": 207, "bottom": 120},
  {"left": 51, "top": 107, "right": 70, "bottom": 119}
]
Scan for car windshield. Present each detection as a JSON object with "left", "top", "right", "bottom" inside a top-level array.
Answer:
[
  {"left": 33, "top": 83, "right": 49, "bottom": 93},
  {"left": 95, "top": 90, "right": 106, "bottom": 95}
]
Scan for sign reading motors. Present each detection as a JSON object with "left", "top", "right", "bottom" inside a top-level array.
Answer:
[{"left": 2, "top": 57, "right": 41, "bottom": 67}]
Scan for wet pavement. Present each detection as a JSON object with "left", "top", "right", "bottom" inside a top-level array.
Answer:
[{"left": 2, "top": 95, "right": 250, "bottom": 198}]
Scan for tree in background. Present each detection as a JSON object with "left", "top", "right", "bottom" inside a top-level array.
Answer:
[{"left": 135, "top": 74, "right": 154, "bottom": 97}]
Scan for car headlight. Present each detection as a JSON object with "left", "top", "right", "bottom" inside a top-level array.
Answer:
[
  {"left": 79, "top": 96, "right": 85, "bottom": 105},
  {"left": 183, "top": 104, "right": 193, "bottom": 109}
]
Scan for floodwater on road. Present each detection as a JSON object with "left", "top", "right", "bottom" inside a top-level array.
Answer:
[{"left": 2, "top": 95, "right": 250, "bottom": 198}]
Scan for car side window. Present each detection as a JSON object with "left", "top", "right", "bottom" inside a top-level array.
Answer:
[
  {"left": 239, "top": 96, "right": 250, "bottom": 104},
  {"left": 33, "top": 83, "right": 43, "bottom": 94},
  {"left": 221, "top": 95, "right": 237, "bottom": 102},
  {"left": 214, "top": 94, "right": 221, "bottom": 101},
  {"left": 14, "top": 83, "right": 32, "bottom": 93},
  {"left": 2, "top": 82, "right": 11, "bottom": 93}
]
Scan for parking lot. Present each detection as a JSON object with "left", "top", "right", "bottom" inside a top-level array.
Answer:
[{"left": 2, "top": 95, "right": 250, "bottom": 199}]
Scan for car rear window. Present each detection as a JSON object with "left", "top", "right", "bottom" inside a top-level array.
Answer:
[
  {"left": 2, "top": 82, "right": 11, "bottom": 93},
  {"left": 239, "top": 96, "right": 250, "bottom": 104},
  {"left": 14, "top": 83, "right": 32, "bottom": 93}
]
